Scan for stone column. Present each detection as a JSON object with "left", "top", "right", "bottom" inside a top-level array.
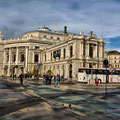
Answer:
[
  {"left": 99, "top": 44, "right": 102, "bottom": 58},
  {"left": 33, "top": 52, "right": 34, "bottom": 63},
  {"left": 88, "top": 44, "right": 89, "bottom": 57},
  {"left": 61, "top": 49, "right": 63, "bottom": 59},
  {"left": 72, "top": 63, "right": 78, "bottom": 80},
  {"left": 94, "top": 45, "right": 97, "bottom": 58},
  {"left": 73, "top": 42, "right": 76, "bottom": 59},
  {"left": 73, "top": 41, "right": 76, "bottom": 59},
  {"left": 25, "top": 47, "right": 28, "bottom": 73},
  {"left": 81, "top": 42, "right": 83, "bottom": 56},
  {"left": 3, "top": 49, "right": 6, "bottom": 75},
  {"left": 66, "top": 45, "right": 70, "bottom": 58},
  {"left": 8, "top": 48, "right": 11, "bottom": 76},
  {"left": 79, "top": 41, "right": 81, "bottom": 58},
  {"left": 66, "top": 63, "right": 69, "bottom": 79},
  {"left": 15, "top": 47, "right": 19, "bottom": 75},
  {"left": 86, "top": 43, "right": 89, "bottom": 58},
  {"left": 16, "top": 47, "right": 19, "bottom": 65}
]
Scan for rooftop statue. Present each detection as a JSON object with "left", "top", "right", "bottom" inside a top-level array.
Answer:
[{"left": 80, "top": 30, "right": 84, "bottom": 36}]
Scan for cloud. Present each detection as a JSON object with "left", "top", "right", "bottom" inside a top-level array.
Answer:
[{"left": 0, "top": 0, "right": 120, "bottom": 51}]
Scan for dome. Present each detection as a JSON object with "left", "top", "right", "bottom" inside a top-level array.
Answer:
[{"left": 38, "top": 26, "right": 51, "bottom": 32}]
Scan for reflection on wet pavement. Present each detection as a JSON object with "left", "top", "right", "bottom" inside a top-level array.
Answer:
[{"left": 23, "top": 84, "right": 120, "bottom": 119}]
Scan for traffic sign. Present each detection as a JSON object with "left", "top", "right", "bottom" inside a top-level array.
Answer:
[
  {"left": 103, "top": 59, "right": 108, "bottom": 67},
  {"left": 109, "top": 65, "right": 112, "bottom": 70},
  {"left": 113, "top": 68, "right": 116, "bottom": 72}
]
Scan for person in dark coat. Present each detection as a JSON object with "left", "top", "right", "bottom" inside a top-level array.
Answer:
[
  {"left": 19, "top": 73, "right": 23, "bottom": 86},
  {"left": 48, "top": 75, "right": 52, "bottom": 84},
  {"left": 46, "top": 75, "right": 48, "bottom": 84},
  {"left": 55, "top": 74, "right": 60, "bottom": 87}
]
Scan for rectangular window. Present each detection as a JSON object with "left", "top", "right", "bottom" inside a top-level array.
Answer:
[
  {"left": 57, "top": 50, "right": 61, "bottom": 58},
  {"left": 89, "top": 63, "right": 92, "bottom": 68},
  {"left": 53, "top": 49, "right": 61, "bottom": 59},
  {"left": 45, "top": 54, "right": 46, "bottom": 61},
  {"left": 53, "top": 51, "right": 56, "bottom": 59},
  {"left": 70, "top": 46, "right": 73, "bottom": 58},
  {"left": 64, "top": 49, "right": 66, "bottom": 59},
  {"left": 34, "top": 46, "right": 39, "bottom": 49}
]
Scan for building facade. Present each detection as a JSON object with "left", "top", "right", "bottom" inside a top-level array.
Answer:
[
  {"left": 0, "top": 26, "right": 105, "bottom": 80},
  {"left": 106, "top": 50, "right": 120, "bottom": 69}
]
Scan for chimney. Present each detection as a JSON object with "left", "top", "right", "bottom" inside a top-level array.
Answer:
[{"left": 64, "top": 26, "right": 67, "bottom": 34}]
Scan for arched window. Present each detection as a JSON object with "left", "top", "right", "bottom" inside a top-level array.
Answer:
[
  {"left": 89, "top": 46, "right": 93, "bottom": 58},
  {"left": 70, "top": 46, "right": 73, "bottom": 58},
  {"left": 13, "top": 54, "right": 16, "bottom": 62},
  {"left": 21, "top": 54, "right": 25, "bottom": 62},
  {"left": 34, "top": 54, "right": 39, "bottom": 63}
]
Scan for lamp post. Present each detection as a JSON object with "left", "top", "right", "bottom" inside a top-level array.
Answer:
[
  {"left": 90, "top": 45, "right": 95, "bottom": 84},
  {"left": 103, "top": 59, "right": 109, "bottom": 98}
]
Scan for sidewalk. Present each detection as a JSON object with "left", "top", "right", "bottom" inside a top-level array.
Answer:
[
  {"left": 2, "top": 77, "right": 120, "bottom": 90},
  {"left": 0, "top": 78, "right": 120, "bottom": 120},
  {"left": 0, "top": 79, "right": 96, "bottom": 120}
]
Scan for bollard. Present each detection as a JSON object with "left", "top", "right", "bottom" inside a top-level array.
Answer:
[{"left": 96, "top": 81, "right": 98, "bottom": 86}]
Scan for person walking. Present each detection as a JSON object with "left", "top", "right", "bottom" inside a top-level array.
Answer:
[
  {"left": 19, "top": 73, "right": 23, "bottom": 86},
  {"left": 14, "top": 74, "right": 16, "bottom": 83},
  {"left": 48, "top": 75, "right": 52, "bottom": 85},
  {"left": 55, "top": 74, "right": 60, "bottom": 87},
  {"left": 46, "top": 75, "right": 48, "bottom": 85}
]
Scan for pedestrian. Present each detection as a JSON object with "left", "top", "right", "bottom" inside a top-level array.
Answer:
[
  {"left": 19, "top": 73, "right": 23, "bottom": 86},
  {"left": 95, "top": 77, "right": 98, "bottom": 86},
  {"left": 43, "top": 74, "right": 45, "bottom": 81},
  {"left": 55, "top": 74, "right": 60, "bottom": 87},
  {"left": 48, "top": 75, "right": 52, "bottom": 84},
  {"left": 14, "top": 74, "right": 16, "bottom": 83},
  {"left": 46, "top": 75, "right": 48, "bottom": 84},
  {"left": 13, "top": 74, "right": 14, "bottom": 80}
]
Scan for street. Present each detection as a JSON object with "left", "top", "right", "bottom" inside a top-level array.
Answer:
[{"left": 0, "top": 78, "right": 120, "bottom": 120}]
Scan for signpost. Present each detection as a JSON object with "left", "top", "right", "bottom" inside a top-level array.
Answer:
[{"left": 103, "top": 59, "right": 109, "bottom": 98}]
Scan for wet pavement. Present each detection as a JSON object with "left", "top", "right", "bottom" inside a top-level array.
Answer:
[
  {"left": 23, "top": 83, "right": 120, "bottom": 120},
  {"left": 0, "top": 78, "right": 120, "bottom": 120}
]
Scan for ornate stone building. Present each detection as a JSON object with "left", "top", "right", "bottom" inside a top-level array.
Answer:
[
  {"left": 0, "top": 26, "right": 105, "bottom": 80},
  {"left": 106, "top": 50, "right": 120, "bottom": 69}
]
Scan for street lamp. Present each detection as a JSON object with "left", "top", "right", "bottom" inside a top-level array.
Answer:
[
  {"left": 90, "top": 44, "right": 95, "bottom": 84},
  {"left": 103, "top": 59, "right": 109, "bottom": 98}
]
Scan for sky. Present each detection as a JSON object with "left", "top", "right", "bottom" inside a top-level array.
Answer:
[{"left": 0, "top": 0, "right": 120, "bottom": 51}]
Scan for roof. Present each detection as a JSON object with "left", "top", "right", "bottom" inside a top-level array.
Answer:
[
  {"left": 107, "top": 50, "right": 120, "bottom": 55},
  {"left": 22, "top": 27, "right": 76, "bottom": 36}
]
